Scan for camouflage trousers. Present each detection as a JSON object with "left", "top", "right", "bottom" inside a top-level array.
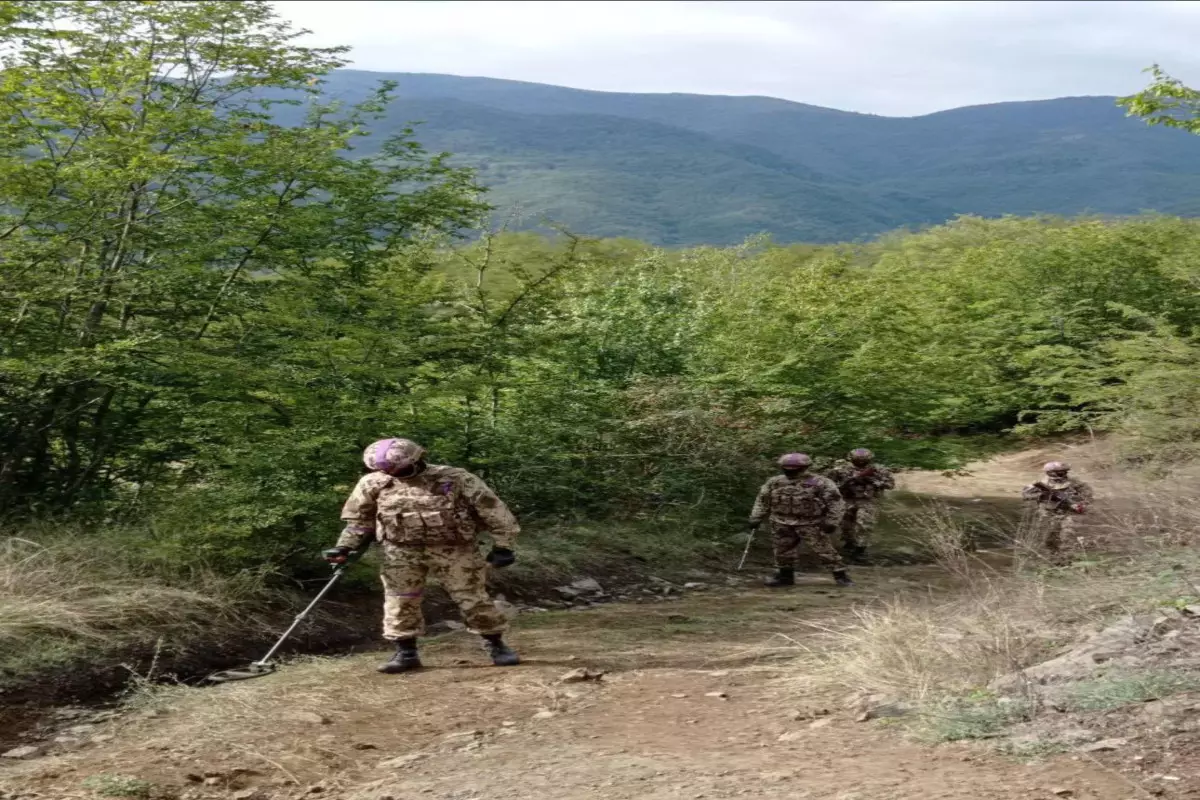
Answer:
[
  {"left": 1032, "top": 511, "right": 1086, "bottom": 564},
  {"left": 379, "top": 543, "right": 508, "bottom": 640},
  {"left": 838, "top": 500, "right": 879, "bottom": 549},
  {"left": 772, "top": 523, "right": 845, "bottom": 569}
]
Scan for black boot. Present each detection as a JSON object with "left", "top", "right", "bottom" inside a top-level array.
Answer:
[
  {"left": 832, "top": 569, "right": 854, "bottom": 587},
  {"left": 483, "top": 634, "right": 520, "bottom": 666},
  {"left": 765, "top": 566, "right": 795, "bottom": 588},
  {"left": 378, "top": 638, "right": 422, "bottom": 674}
]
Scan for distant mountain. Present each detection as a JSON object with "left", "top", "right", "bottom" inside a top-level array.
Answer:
[{"left": 308, "top": 70, "right": 1200, "bottom": 245}]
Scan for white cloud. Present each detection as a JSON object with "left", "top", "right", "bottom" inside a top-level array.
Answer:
[{"left": 271, "top": 0, "right": 1200, "bottom": 115}]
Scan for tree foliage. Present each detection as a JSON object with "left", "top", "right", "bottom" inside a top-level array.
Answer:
[
  {"left": 5, "top": 20, "right": 1200, "bottom": 576},
  {"left": 0, "top": 1, "right": 483, "bottom": 525},
  {"left": 1119, "top": 65, "right": 1200, "bottom": 136}
]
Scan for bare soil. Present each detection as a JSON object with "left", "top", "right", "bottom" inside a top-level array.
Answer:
[{"left": 0, "top": 438, "right": 1181, "bottom": 800}]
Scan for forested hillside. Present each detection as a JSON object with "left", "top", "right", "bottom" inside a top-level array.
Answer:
[{"left": 299, "top": 70, "right": 1200, "bottom": 244}]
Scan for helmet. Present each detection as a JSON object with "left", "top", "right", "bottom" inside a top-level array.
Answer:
[
  {"left": 1043, "top": 461, "right": 1070, "bottom": 476},
  {"left": 778, "top": 453, "right": 812, "bottom": 470},
  {"left": 363, "top": 438, "right": 426, "bottom": 473},
  {"left": 849, "top": 448, "right": 873, "bottom": 464}
]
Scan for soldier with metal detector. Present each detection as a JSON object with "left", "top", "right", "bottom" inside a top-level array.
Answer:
[
  {"left": 748, "top": 453, "right": 854, "bottom": 588},
  {"left": 328, "top": 438, "right": 522, "bottom": 674}
]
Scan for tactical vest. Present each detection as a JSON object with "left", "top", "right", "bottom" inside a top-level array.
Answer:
[
  {"left": 770, "top": 477, "right": 826, "bottom": 521},
  {"left": 375, "top": 475, "right": 470, "bottom": 545}
]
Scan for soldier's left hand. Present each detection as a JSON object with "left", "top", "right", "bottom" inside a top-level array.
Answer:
[{"left": 486, "top": 547, "right": 516, "bottom": 568}]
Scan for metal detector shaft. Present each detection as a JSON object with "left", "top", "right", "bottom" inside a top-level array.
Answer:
[
  {"left": 254, "top": 566, "right": 347, "bottom": 666},
  {"left": 737, "top": 527, "right": 757, "bottom": 571}
]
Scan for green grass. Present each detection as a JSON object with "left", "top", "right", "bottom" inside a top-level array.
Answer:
[
  {"left": 914, "top": 697, "right": 1037, "bottom": 743},
  {"left": 81, "top": 775, "right": 155, "bottom": 799},
  {"left": 1063, "top": 670, "right": 1200, "bottom": 712}
]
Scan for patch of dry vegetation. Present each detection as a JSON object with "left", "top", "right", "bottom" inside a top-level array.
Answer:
[
  {"left": 0, "top": 532, "right": 278, "bottom": 688},
  {"left": 803, "top": 461, "right": 1200, "bottom": 746}
]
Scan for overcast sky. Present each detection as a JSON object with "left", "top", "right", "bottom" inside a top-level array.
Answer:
[{"left": 271, "top": 0, "right": 1200, "bottom": 117}]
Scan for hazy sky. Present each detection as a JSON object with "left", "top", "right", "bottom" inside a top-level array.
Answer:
[{"left": 271, "top": 0, "right": 1200, "bottom": 116}]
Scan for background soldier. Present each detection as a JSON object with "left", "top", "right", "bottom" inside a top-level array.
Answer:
[
  {"left": 1021, "top": 460, "right": 1094, "bottom": 564},
  {"left": 749, "top": 453, "right": 854, "bottom": 588},
  {"left": 827, "top": 448, "right": 895, "bottom": 565},
  {"left": 327, "top": 438, "right": 521, "bottom": 674}
]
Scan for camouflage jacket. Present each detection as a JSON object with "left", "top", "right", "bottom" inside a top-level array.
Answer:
[
  {"left": 750, "top": 474, "right": 846, "bottom": 526},
  {"left": 337, "top": 465, "right": 520, "bottom": 549},
  {"left": 826, "top": 460, "right": 896, "bottom": 501},
  {"left": 1021, "top": 477, "right": 1094, "bottom": 515}
]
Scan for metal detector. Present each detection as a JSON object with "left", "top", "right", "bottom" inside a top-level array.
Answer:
[{"left": 204, "top": 550, "right": 358, "bottom": 684}]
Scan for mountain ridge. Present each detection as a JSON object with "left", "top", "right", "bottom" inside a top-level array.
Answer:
[{"left": 311, "top": 70, "right": 1200, "bottom": 244}]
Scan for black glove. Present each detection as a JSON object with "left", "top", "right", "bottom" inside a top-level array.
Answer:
[
  {"left": 323, "top": 546, "right": 353, "bottom": 565},
  {"left": 486, "top": 547, "right": 516, "bottom": 568},
  {"left": 748, "top": 521, "right": 761, "bottom": 532}
]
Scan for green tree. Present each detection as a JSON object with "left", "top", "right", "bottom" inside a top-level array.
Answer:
[
  {"left": 1119, "top": 65, "right": 1200, "bottom": 135},
  {"left": 0, "top": 1, "right": 483, "bottom": 515}
]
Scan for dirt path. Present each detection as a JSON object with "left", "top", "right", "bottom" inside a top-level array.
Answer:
[
  {"left": 1, "top": 439, "right": 1141, "bottom": 800},
  {"left": 1, "top": 570, "right": 1136, "bottom": 800}
]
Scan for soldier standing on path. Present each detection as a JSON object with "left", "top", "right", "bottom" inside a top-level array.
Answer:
[
  {"left": 326, "top": 438, "right": 522, "bottom": 674},
  {"left": 749, "top": 453, "right": 854, "bottom": 588},
  {"left": 1021, "top": 461, "right": 1094, "bottom": 564},
  {"left": 826, "top": 448, "right": 896, "bottom": 565}
]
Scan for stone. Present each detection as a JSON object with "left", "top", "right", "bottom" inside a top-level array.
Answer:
[
  {"left": 570, "top": 578, "right": 604, "bottom": 594},
  {"left": 683, "top": 582, "right": 707, "bottom": 590},
  {"left": 1, "top": 746, "right": 41, "bottom": 759},
  {"left": 1078, "top": 738, "right": 1127, "bottom": 753},
  {"left": 858, "top": 702, "right": 912, "bottom": 721},
  {"left": 705, "top": 692, "right": 729, "bottom": 699},
  {"left": 808, "top": 718, "right": 833, "bottom": 729},
  {"left": 558, "top": 668, "right": 605, "bottom": 683},
  {"left": 991, "top": 616, "right": 1154, "bottom": 692},
  {"left": 232, "top": 790, "right": 262, "bottom": 800},
  {"left": 777, "top": 731, "right": 804, "bottom": 742},
  {"left": 532, "top": 710, "right": 557, "bottom": 721},
  {"left": 284, "top": 711, "right": 331, "bottom": 725},
  {"left": 554, "top": 586, "right": 581, "bottom": 599}
]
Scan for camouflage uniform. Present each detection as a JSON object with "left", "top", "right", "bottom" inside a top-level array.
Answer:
[
  {"left": 749, "top": 474, "right": 846, "bottom": 569},
  {"left": 826, "top": 460, "right": 896, "bottom": 550},
  {"left": 338, "top": 465, "right": 519, "bottom": 641},
  {"left": 1020, "top": 476, "right": 1094, "bottom": 562}
]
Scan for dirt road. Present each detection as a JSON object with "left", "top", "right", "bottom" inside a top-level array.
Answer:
[
  {"left": 2, "top": 570, "right": 1138, "bottom": 800},
  {"left": 0, "top": 439, "right": 1143, "bottom": 800}
]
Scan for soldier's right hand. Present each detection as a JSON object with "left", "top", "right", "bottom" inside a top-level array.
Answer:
[
  {"left": 748, "top": 521, "right": 761, "bottom": 532},
  {"left": 323, "top": 546, "right": 353, "bottom": 565}
]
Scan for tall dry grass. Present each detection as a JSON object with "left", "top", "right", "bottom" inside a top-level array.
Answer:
[
  {"left": 0, "top": 532, "right": 278, "bottom": 685},
  {"left": 802, "top": 483, "right": 1200, "bottom": 704}
]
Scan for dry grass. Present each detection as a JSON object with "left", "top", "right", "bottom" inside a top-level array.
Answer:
[
  {"left": 801, "top": 474, "right": 1200, "bottom": 705},
  {"left": 0, "top": 534, "right": 276, "bottom": 685}
]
